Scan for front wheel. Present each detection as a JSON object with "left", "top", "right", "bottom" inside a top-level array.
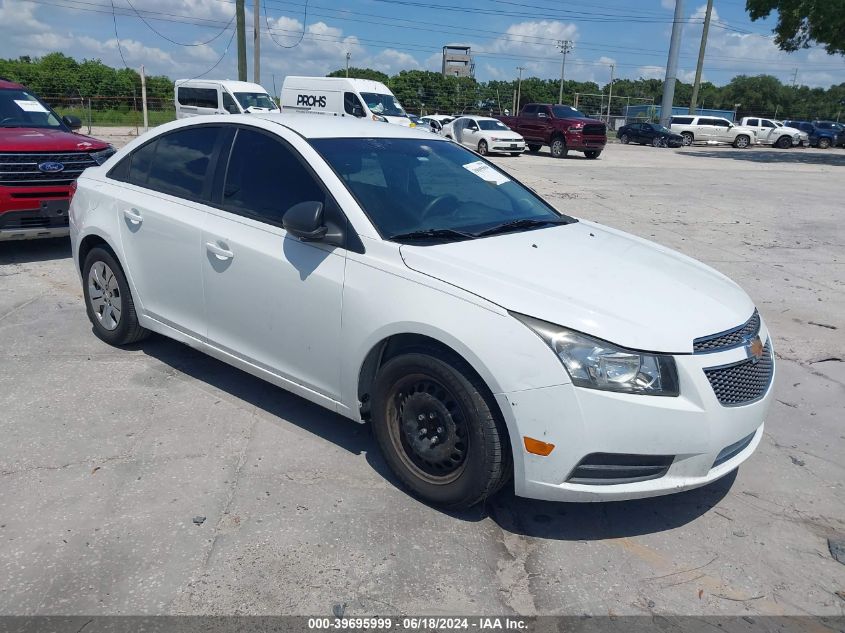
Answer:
[
  {"left": 652, "top": 137, "right": 661, "bottom": 147},
  {"left": 681, "top": 132, "right": 694, "bottom": 146},
  {"left": 477, "top": 140, "right": 489, "bottom": 155},
  {"left": 82, "top": 246, "right": 149, "bottom": 346},
  {"left": 550, "top": 137, "right": 568, "bottom": 158},
  {"left": 733, "top": 134, "right": 750, "bottom": 148},
  {"left": 584, "top": 150, "right": 601, "bottom": 159},
  {"left": 818, "top": 137, "right": 831, "bottom": 149},
  {"left": 776, "top": 135, "right": 792, "bottom": 149},
  {"left": 370, "top": 352, "right": 511, "bottom": 508}
]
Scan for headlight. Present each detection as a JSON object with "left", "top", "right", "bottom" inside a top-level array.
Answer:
[
  {"left": 90, "top": 146, "right": 116, "bottom": 165},
  {"left": 372, "top": 114, "right": 388, "bottom": 122},
  {"left": 567, "top": 126, "right": 582, "bottom": 133},
  {"left": 512, "top": 312, "right": 679, "bottom": 396}
]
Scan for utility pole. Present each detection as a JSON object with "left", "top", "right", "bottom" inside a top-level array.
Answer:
[
  {"left": 791, "top": 68, "right": 798, "bottom": 88},
  {"left": 516, "top": 66, "right": 525, "bottom": 113},
  {"left": 606, "top": 63, "right": 615, "bottom": 123},
  {"left": 557, "top": 40, "right": 573, "bottom": 104},
  {"left": 139, "top": 65, "right": 148, "bottom": 133},
  {"left": 659, "top": 0, "right": 685, "bottom": 126},
  {"left": 346, "top": 51, "right": 351, "bottom": 77},
  {"left": 689, "top": 0, "right": 712, "bottom": 114},
  {"left": 236, "top": 0, "right": 247, "bottom": 81},
  {"left": 253, "top": 0, "right": 260, "bottom": 84}
]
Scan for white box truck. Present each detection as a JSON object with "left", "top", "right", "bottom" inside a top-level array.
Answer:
[
  {"left": 280, "top": 76, "right": 413, "bottom": 126},
  {"left": 175, "top": 79, "right": 279, "bottom": 119}
]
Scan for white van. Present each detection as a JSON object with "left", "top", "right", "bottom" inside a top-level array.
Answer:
[
  {"left": 175, "top": 79, "right": 279, "bottom": 119},
  {"left": 280, "top": 76, "right": 412, "bottom": 126}
]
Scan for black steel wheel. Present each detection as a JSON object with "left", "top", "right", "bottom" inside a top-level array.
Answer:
[{"left": 371, "top": 352, "right": 511, "bottom": 508}]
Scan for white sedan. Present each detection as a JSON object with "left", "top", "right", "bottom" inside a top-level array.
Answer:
[
  {"left": 443, "top": 116, "right": 526, "bottom": 155},
  {"left": 70, "top": 115, "right": 773, "bottom": 508}
]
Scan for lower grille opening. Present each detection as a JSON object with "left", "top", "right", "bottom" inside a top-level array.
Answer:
[
  {"left": 712, "top": 432, "right": 755, "bottom": 469},
  {"left": 567, "top": 453, "right": 674, "bottom": 485}
]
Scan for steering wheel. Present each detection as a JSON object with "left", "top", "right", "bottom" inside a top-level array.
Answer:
[{"left": 421, "top": 194, "right": 458, "bottom": 221}]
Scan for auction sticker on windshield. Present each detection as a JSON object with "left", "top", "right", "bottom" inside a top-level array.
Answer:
[
  {"left": 15, "top": 100, "right": 49, "bottom": 113},
  {"left": 463, "top": 160, "right": 510, "bottom": 185}
]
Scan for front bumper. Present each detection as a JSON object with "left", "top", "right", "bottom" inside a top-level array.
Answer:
[
  {"left": 491, "top": 142, "right": 526, "bottom": 153},
  {"left": 567, "top": 133, "right": 607, "bottom": 152},
  {"left": 497, "top": 327, "right": 774, "bottom": 502},
  {"left": 0, "top": 185, "right": 72, "bottom": 241}
]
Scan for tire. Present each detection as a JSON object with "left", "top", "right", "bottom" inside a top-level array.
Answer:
[
  {"left": 776, "top": 135, "right": 792, "bottom": 149},
  {"left": 370, "top": 351, "right": 511, "bottom": 509},
  {"left": 818, "top": 137, "right": 831, "bottom": 149},
  {"left": 550, "top": 136, "right": 568, "bottom": 158},
  {"left": 477, "top": 140, "right": 489, "bottom": 155},
  {"left": 620, "top": 133, "right": 629, "bottom": 144},
  {"left": 681, "top": 132, "right": 694, "bottom": 146},
  {"left": 652, "top": 136, "right": 661, "bottom": 147},
  {"left": 82, "top": 246, "right": 149, "bottom": 346},
  {"left": 527, "top": 144, "right": 541, "bottom": 153},
  {"left": 733, "top": 134, "right": 750, "bottom": 148},
  {"left": 510, "top": 152, "right": 521, "bottom": 157},
  {"left": 584, "top": 150, "right": 601, "bottom": 159}
]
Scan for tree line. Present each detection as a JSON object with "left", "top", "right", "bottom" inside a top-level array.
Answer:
[{"left": 1, "top": 53, "right": 842, "bottom": 121}]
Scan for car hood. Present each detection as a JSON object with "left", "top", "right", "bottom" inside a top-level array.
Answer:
[
  {"left": 399, "top": 220, "right": 754, "bottom": 353},
  {"left": 0, "top": 127, "right": 109, "bottom": 152}
]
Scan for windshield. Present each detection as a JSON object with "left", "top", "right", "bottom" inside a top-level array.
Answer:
[
  {"left": 234, "top": 92, "right": 278, "bottom": 110},
  {"left": 552, "top": 105, "right": 586, "bottom": 118},
  {"left": 478, "top": 119, "right": 510, "bottom": 131},
  {"left": 361, "top": 92, "right": 406, "bottom": 117},
  {"left": 0, "top": 89, "right": 65, "bottom": 129},
  {"left": 653, "top": 125, "right": 671, "bottom": 133},
  {"left": 311, "top": 138, "right": 572, "bottom": 240}
]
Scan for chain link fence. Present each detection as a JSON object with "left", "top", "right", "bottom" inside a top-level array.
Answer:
[{"left": 37, "top": 94, "right": 176, "bottom": 133}]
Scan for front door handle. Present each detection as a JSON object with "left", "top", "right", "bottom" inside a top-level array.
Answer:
[
  {"left": 123, "top": 208, "right": 143, "bottom": 224},
  {"left": 206, "top": 241, "right": 234, "bottom": 261}
]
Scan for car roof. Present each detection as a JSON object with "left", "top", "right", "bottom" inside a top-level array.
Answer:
[
  {"left": 175, "top": 79, "right": 268, "bottom": 92},
  {"left": 160, "top": 112, "right": 442, "bottom": 140},
  {"left": 0, "top": 78, "right": 25, "bottom": 90}
]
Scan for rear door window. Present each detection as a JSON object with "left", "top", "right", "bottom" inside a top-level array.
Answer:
[{"left": 146, "top": 126, "right": 221, "bottom": 201}]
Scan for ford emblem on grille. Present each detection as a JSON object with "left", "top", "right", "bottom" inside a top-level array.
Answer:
[{"left": 38, "top": 161, "right": 66, "bottom": 173}]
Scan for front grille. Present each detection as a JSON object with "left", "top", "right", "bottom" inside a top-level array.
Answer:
[
  {"left": 712, "top": 432, "right": 756, "bottom": 469},
  {"left": 703, "top": 341, "right": 773, "bottom": 406},
  {"left": 694, "top": 310, "right": 760, "bottom": 353},
  {"left": 0, "top": 152, "right": 97, "bottom": 187},
  {"left": 567, "top": 453, "right": 674, "bottom": 485},
  {"left": 0, "top": 209, "right": 68, "bottom": 231},
  {"left": 582, "top": 124, "right": 606, "bottom": 136}
]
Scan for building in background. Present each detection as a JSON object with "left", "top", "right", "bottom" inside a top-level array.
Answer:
[{"left": 441, "top": 45, "right": 474, "bottom": 78}]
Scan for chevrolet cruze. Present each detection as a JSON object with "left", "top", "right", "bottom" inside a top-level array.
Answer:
[{"left": 70, "top": 115, "right": 774, "bottom": 508}]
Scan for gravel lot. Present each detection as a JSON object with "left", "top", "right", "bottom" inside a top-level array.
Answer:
[{"left": 1, "top": 135, "right": 843, "bottom": 620}]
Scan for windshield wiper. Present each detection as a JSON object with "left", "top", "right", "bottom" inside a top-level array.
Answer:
[
  {"left": 389, "top": 228, "right": 475, "bottom": 242},
  {"left": 474, "top": 217, "right": 567, "bottom": 237}
]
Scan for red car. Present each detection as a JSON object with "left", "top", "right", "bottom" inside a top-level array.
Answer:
[{"left": 1, "top": 77, "right": 114, "bottom": 241}]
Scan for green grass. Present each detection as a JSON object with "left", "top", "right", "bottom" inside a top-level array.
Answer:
[{"left": 55, "top": 107, "right": 176, "bottom": 127}]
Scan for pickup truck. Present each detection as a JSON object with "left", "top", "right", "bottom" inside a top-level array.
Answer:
[
  {"left": 497, "top": 103, "right": 607, "bottom": 159},
  {"left": 737, "top": 117, "right": 805, "bottom": 148}
]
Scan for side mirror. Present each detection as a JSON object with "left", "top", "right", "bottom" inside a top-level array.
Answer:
[
  {"left": 63, "top": 115, "right": 82, "bottom": 130},
  {"left": 538, "top": 112, "right": 548, "bottom": 119},
  {"left": 283, "top": 201, "right": 328, "bottom": 241}
]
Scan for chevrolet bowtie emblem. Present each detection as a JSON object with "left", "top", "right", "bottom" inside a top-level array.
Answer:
[{"left": 746, "top": 335, "right": 764, "bottom": 363}]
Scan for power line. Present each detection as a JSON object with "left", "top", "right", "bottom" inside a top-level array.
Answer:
[
  {"left": 108, "top": 0, "right": 130, "bottom": 69},
  {"left": 264, "top": 0, "right": 308, "bottom": 48},
  {"left": 123, "top": 0, "right": 235, "bottom": 46}
]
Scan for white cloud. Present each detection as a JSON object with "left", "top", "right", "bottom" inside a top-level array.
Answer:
[
  {"left": 661, "top": 0, "right": 675, "bottom": 9},
  {"left": 365, "top": 49, "right": 420, "bottom": 74}
]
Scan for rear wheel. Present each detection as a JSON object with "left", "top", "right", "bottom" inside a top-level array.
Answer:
[
  {"left": 620, "top": 133, "right": 629, "bottom": 144},
  {"left": 733, "top": 134, "right": 751, "bottom": 148},
  {"left": 652, "top": 136, "right": 662, "bottom": 147},
  {"left": 82, "top": 247, "right": 149, "bottom": 346},
  {"left": 477, "top": 140, "right": 489, "bottom": 155},
  {"left": 527, "top": 144, "right": 542, "bottom": 153},
  {"left": 776, "top": 135, "right": 792, "bottom": 149},
  {"left": 371, "top": 352, "right": 511, "bottom": 509},
  {"left": 681, "top": 132, "right": 694, "bottom": 146},
  {"left": 550, "top": 136, "right": 568, "bottom": 158},
  {"left": 818, "top": 137, "right": 831, "bottom": 149},
  {"left": 584, "top": 150, "right": 601, "bottom": 159}
]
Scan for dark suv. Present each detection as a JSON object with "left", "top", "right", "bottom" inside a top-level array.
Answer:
[
  {"left": 782, "top": 120, "right": 840, "bottom": 149},
  {"left": 1, "top": 77, "right": 114, "bottom": 241},
  {"left": 812, "top": 121, "right": 845, "bottom": 147}
]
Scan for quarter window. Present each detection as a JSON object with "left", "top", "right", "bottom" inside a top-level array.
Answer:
[
  {"left": 344, "top": 92, "right": 364, "bottom": 116},
  {"left": 146, "top": 126, "right": 221, "bottom": 200},
  {"left": 670, "top": 116, "right": 693, "bottom": 125},
  {"left": 222, "top": 128, "right": 324, "bottom": 225},
  {"left": 222, "top": 92, "right": 240, "bottom": 114}
]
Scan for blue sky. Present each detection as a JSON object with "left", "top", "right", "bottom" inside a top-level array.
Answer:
[{"left": 1, "top": 0, "right": 842, "bottom": 91}]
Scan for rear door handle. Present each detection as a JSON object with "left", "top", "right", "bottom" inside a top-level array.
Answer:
[
  {"left": 123, "top": 208, "right": 143, "bottom": 224},
  {"left": 206, "top": 241, "right": 234, "bottom": 260}
]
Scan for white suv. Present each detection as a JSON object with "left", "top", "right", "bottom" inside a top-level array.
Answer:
[
  {"left": 70, "top": 114, "right": 773, "bottom": 508},
  {"left": 669, "top": 115, "right": 757, "bottom": 148}
]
